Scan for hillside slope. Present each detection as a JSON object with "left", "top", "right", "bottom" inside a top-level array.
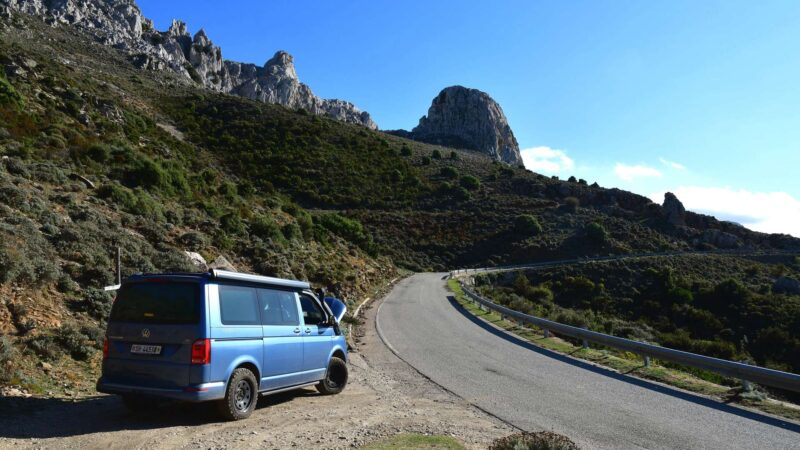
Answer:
[{"left": 0, "top": 9, "right": 798, "bottom": 398}]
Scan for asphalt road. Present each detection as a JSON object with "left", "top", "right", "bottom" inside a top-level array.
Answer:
[{"left": 376, "top": 273, "right": 800, "bottom": 450}]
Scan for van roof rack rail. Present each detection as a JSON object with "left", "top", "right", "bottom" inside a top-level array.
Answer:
[{"left": 210, "top": 269, "right": 310, "bottom": 290}]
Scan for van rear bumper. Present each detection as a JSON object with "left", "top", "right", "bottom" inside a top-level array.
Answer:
[{"left": 96, "top": 378, "right": 225, "bottom": 402}]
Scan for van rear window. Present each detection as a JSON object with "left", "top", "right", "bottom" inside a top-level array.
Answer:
[{"left": 111, "top": 282, "right": 200, "bottom": 324}]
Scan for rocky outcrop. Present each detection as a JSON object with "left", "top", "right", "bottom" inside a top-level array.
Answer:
[
  {"left": 0, "top": 0, "right": 377, "bottom": 129},
  {"left": 662, "top": 192, "right": 686, "bottom": 227},
  {"left": 392, "top": 86, "right": 522, "bottom": 165}
]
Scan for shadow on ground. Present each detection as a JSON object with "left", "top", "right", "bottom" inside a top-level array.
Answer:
[
  {"left": 445, "top": 295, "right": 800, "bottom": 434},
  {"left": 0, "top": 388, "right": 317, "bottom": 439}
]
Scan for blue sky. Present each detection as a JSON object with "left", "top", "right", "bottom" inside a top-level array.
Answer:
[{"left": 138, "top": 0, "right": 800, "bottom": 236}]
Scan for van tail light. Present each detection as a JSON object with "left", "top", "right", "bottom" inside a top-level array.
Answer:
[
  {"left": 103, "top": 336, "right": 109, "bottom": 359},
  {"left": 191, "top": 338, "right": 211, "bottom": 365}
]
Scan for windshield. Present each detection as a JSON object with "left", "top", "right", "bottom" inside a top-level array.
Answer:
[{"left": 110, "top": 281, "right": 200, "bottom": 324}]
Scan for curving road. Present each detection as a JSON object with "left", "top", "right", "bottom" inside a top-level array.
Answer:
[{"left": 376, "top": 273, "right": 800, "bottom": 449}]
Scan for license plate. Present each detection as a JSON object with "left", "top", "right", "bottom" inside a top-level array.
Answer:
[{"left": 131, "top": 344, "right": 162, "bottom": 355}]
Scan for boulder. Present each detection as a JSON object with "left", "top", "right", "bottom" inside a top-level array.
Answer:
[
  {"left": 209, "top": 255, "right": 236, "bottom": 271},
  {"left": 183, "top": 251, "right": 207, "bottom": 270}
]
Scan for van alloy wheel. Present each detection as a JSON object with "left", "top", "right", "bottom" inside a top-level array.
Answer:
[
  {"left": 234, "top": 379, "right": 252, "bottom": 411},
  {"left": 218, "top": 367, "right": 258, "bottom": 420}
]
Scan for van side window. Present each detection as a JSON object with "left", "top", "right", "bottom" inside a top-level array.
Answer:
[
  {"left": 299, "top": 295, "right": 326, "bottom": 326},
  {"left": 219, "top": 285, "right": 260, "bottom": 326},
  {"left": 258, "top": 289, "right": 300, "bottom": 326}
]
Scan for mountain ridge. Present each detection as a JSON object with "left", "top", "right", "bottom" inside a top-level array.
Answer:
[{"left": 0, "top": 0, "right": 377, "bottom": 129}]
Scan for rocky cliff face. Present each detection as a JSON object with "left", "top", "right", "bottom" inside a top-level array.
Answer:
[
  {"left": 400, "top": 86, "right": 522, "bottom": 165},
  {"left": 0, "top": 0, "right": 377, "bottom": 129}
]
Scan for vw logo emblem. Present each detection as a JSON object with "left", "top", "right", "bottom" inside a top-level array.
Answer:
[{"left": 141, "top": 328, "right": 150, "bottom": 338}]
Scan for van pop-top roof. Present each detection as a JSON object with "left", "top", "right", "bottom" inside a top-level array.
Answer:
[
  {"left": 210, "top": 269, "right": 311, "bottom": 290},
  {"left": 111, "top": 270, "right": 311, "bottom": 292}
]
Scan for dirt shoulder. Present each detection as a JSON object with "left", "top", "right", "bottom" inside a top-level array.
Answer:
[{"left": 0, "top": 288, "right": 512, "bottom": 450}]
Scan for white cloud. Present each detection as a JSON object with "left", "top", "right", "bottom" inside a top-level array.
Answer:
[
  {"left": 650, "top": 186, "right": 800, "bottom": 237},
  {"left": 614, "top": 163, "right": 662, "bottom": 181},
  {"left": 520, "top": 146, "right": 575, "bottom": 174},
  {"left": 659, "top": 157, "right": 686, "bottom": 171}
]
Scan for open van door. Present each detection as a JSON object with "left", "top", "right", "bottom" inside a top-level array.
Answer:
[{"left": 323, "top": 297, "right": 347, "bottom": 323}]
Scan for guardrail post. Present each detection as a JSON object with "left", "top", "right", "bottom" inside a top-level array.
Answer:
[
  {"left": 581, "top": 326, "right": 589, "bottom": 349},
  {"left": 643, "top": 355, "right": 650, "bottom": 367},
  {"left": 740, "top": 360, "right": 753, "bottom": 393},
  {"left": 543, "top": 329, "right": 550, "bottom": 338}
]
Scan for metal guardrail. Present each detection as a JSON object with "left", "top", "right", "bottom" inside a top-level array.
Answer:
[
  {"left": 450, "top": 249, "right": 799, "bottom": 278},
  {"left": 458, "top": 284, "right": 800, "bottom": 393}
]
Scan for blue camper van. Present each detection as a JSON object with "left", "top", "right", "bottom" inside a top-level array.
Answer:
[{"left": 96, "top": 269, "right": 348, "bottom": 420}]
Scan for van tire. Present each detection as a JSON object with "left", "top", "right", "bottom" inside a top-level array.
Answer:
[
  {"left": 218, "top": 368, "right": 258, "bottom": 420},
  {"left": 316, "top": 356, "right": 348, "bottom": 395},
  {"left": 121, "top": 395, "right": 151, "bottom": 414}
]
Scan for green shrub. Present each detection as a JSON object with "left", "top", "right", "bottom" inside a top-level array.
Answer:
[
  {"left": 179, "top": 231, "right": 207, "bottom": 251},
  {"left": 250, "top": 216, "right": 284, "bottom": 243},
  {"left": 586, "top": 222, "right": 609, "bottom": 243},
  {"left": 317, "top": 213, "right": 374, "bottom": 254},
  {"left": 440, "top": 166, "right": 458, "bottom": 179},
  {"left": 220, "top": 212, "right": 245, "bottom": 235},
  {"left": 56, "top": 326, "right": 95, "bottom": 360},
  {"left": 421, "top": 156, "right": 431, "bottom": 166},
  {"left": 453, "top": 186, "right": 471, "bottom": 201},
  {"left": 282, "top": 223, "right": 303, "bottom": 241},
  {"left": 431, "top": 149, "right": 442, "bottom": 159},
  {"left": 459, "top": 175, "right": 481, "bottom": 191},
  {"left": 0, "top": 70, "right": 23, "bottom": 109},
  {"left": 87, "top": 143, "right": 111, "bottom": 163},
  {"left": 400, "top": 145, "right": 412, "bottom": 156},
  {"left": 82, "top": 288, "right": 114, "bottom": 321},
  {"left": 515, "top": 214, "right": 542, "bottom": 235},
  {"left": 449, "top": 151, "right": 459, "bottom": 160}
]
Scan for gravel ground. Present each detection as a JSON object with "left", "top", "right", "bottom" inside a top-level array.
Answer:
[{"left": 0, "top": 284, "right": 512, "bottom": 450}]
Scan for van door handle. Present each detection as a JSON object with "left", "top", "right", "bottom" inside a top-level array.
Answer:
[
  {"left": 305, "top": 328, "right": 311, "bottom": 334},
  {"left": 293, "top": 328, "right": 301, "bottom": 334}
]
